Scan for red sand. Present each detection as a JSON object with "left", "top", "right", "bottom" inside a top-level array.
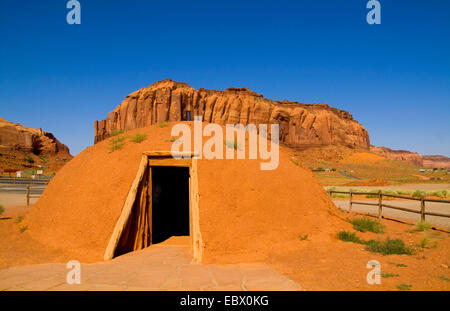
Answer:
[{"left": 25, "top": 122, "right": 342, "bottom": 263}]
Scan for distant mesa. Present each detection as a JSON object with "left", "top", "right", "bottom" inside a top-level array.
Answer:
[
  {"left": 370, "top": 145, "right": 450, "bottom": 169},
  {"left": 0, "top": 117, "right": 72, "bottom": 172},
  {"left": 94, "top": 78, "right": 370, "bottom": 150}
]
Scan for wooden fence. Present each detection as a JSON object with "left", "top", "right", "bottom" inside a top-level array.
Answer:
[{"left": 328, "top": 190, "right": 450, "bottom": 221}]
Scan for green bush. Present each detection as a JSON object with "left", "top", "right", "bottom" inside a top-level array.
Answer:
[
  {"left": 433, "top": 190, "right": 448, "bottom": 198},
  {"left": 0, "top": 204, "right": 4, "bottom": 216},
  {"left": 396, "top": 284, "right": 412, "bottom": 291},
  {"left": 23, "top": 156, "right": 34, "bottom": 164},
  {"left": 332, "top": 193, "right": 349, "bottom": 198},
  {"left": 337, "top": 231, "right": 365, "bottom": 244},
  {"left": 412, "top": 190, "right": 426, "bottom": 198},
  {"left": 365, "top": 238, "right": 413, "bottom": 255},
  {"left": 130, "top": 133, "right": 147, "bottom": 143},
  {"left": 19, "top": 226, "right": 28, "bottom": 233},
  {"left": 351, "top": 217, "right": 385, "bottom": 233},
  {"left": 381, "top": 273, "right": 399, "bottom": 278},
  {"left": 109, "top": 136, "right": 127, "bottom": 152},
  {"left": 415, "top": 221, "right": 432, "bottom": 232},
  {"left": 111, "top": 129, "right": 124, "bottom": 136},
  {"left": 158, "top": 121, "right": 170, "bottom": 128}
]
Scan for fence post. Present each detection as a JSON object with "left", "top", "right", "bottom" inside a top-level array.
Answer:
[
  {"left": 377, "top": 190, "right": 383, "bottom": 220},
  {"left": 420, "top": 197, "right": 425, "bottom": 222},
  {"left": 349, "top": 190, "right": 353, "bottom": 212},
  {"left": 26, "top": 186, "right": 30, "bottom": 206}
]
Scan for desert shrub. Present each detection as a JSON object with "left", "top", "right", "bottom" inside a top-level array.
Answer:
[
  {"left": 0, "top": 204, "right": 4, "bottom": 216},
  {"left": 15, "top": 216, "right": 24, "bottom": 224},
  {"left": 412, "top": 190, "right": 426, "bottom": 198},
  {"left": 337, "top": 231, "right": 365, "bottom": 244},
  {"left": 109, "top": 136, "right": 126, "bottom": 152},
  {"left": 365, "top": 238, "right": 413, "bottom": 255},
  {"left": 130, "top": 133, "right": 147, "bottom": 143},
  {"left": 396, "top": 284, "right": 412, "bottom": 291},
  {"left": 365, "top": 190, "right": 379, "bottom": 198},
  {"left": 388, "top": 261, "right": 407, "bottom": 267},
  {"left": 439, "top": 275, "right": 450, "bottom": 282},
  {"left": 23, "top": 156, "right": 34, "bottom": 164},
  {"left": 381, "top": 273, "right": 399, "bottom": 278},
  {"left": 433, "top": 190, "right": 448, "bottom": 198},
  {"left": 420, "top": 236, "right": 428, "bottom": 248},
  {"left": 351, "top": 217, "right": 385, "bottom": 233},
  {"left": 19, "top": 226, "right": 28, "bottom": 233},
  {"left": 299, "top": 234, "right": 308, "bottom": 241},
  {"left": 396, "top": 190, "right": 413, "bottom": 196},
  {"left": 111, "top": 129, "right": 124, "bottom": 136},
  {"left": 332, "top": 193, "right": 349, "bottom": 198},
  {"left": 158, "top": 121, "right": 170, "bottom": 128},
  {"left": 415, "top": 221, "right": 432, "bottom": 232}
]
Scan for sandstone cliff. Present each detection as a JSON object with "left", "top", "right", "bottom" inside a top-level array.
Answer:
[
  {"left": 423, "top": 155, "right": 450, "bottom": 169},
  {"left": 0, "top": 117, "right": 71, "bottom": 156},
  {"left": 0, "top": 117, "right": 72, "bottom": 172},
  {"left": 94, "top": 79, "right": 370, "bottom": 149},
  {"left": 370, "top": 146, "right": 423, "bottom": 167}
]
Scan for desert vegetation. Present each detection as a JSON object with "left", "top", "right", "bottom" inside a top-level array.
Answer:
[{"left": 337, "top": 231, "right": 414, "bottom": 255}]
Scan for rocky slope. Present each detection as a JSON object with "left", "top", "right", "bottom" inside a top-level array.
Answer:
[
  {"left": 0, "top": 117, "right": 72, "bottom": 172},
  {"left": 94, "top": 79, "right": 370, "bottom": 149}
]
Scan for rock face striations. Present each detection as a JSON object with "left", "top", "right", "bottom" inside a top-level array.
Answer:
[
  {"left": 94, "top": 79, "right": 370, "bottom": 149},
  {"left": 370, "top": 146, "right": 450, "bottom": 169},
  {"left": 423, "top": 155, "right": 450, "bottom": 169},
  {"left": 0, "top": 117, "right": 70, "bottom": 156}
]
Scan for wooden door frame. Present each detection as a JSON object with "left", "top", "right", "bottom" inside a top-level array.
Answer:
[{"left": 103, "top": 151, "right": 203, "bottom": 262}]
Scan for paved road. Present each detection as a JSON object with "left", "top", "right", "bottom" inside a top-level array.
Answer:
[
  {"left": 333, "top": 199, "right": 450, "bottom": 228},
  {"left": 0, "top": 184, "right": 45, "bottom": 194},
  {"left": 0, "top": 242, "right": 302, "bottom": 291}
]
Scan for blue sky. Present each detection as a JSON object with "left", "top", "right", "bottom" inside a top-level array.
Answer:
[{"left": 0, "top": 0, "right": 449, "bottom": 156}]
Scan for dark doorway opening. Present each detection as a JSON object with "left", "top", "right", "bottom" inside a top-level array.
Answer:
[{"left": 152, "top": 166, "right": 190, "bottom": 244}]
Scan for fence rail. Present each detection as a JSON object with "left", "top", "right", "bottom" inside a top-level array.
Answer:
[
  {"left": 0, "top": 176, "right": 51, "bottom": 185},
  {"left": 328, "top": 190, "right": 450, "bottom": 221}
]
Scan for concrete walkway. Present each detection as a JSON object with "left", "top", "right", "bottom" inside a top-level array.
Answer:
[{"left": 0, "top": 243, "right": 302, "bottom": 291}]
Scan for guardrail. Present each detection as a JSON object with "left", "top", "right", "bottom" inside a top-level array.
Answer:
[
  {"left": 0, "top": 176, "right": 52, "bottom": 185},
  {"left": 328, "top": 190, "right": 450, "bottom": 221}
]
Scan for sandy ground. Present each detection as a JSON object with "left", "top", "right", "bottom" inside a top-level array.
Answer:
[
  {"left": 266, "top": 215, "right": 450, "bottom": 291},
  {"left": 1, "top": 202, "right": 449, "bottom": 290}
]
